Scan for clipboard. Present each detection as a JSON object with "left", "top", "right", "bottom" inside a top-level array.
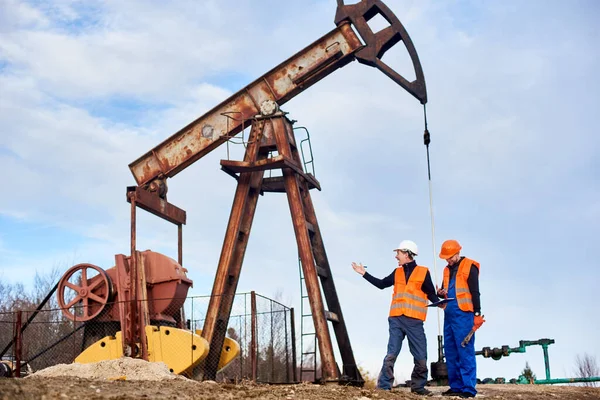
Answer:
[{"left": 427, "top": 297, "right": 455, "bottom": 307}]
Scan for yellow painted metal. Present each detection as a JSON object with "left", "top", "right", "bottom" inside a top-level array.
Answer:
[
  {"left": 146, "top": 326, "right": 209, "bottom": 374},
  {"left": 195, "top": 329, "right": 240, "bottom": 371},
  {"left": 75, "top": 332, "right": 123, "bottom": 363},
  {"left": 74, "top": 326, "right": 211, "bottom": 375}
]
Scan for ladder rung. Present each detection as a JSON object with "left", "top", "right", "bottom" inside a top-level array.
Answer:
[
  {"left": 325, "top": 310, "right": 339, "bottom": 322},
  {"left": 301, "top": 369, "right": 316, "bottom": 372},
  {"left": 220, "top": 154, "right": 288, "bottom": 173}
]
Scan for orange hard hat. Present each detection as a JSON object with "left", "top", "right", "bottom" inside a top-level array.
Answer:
[{"left": 439, "top": 240, "right": 462, "bottom": 259}]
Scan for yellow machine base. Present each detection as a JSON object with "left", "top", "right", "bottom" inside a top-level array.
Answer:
[
  {"left": 75, "top": 326, "right": 239, "bottom": 375},
  {"left": 76, "top": 326, "right": 210, "bottom": 375},
  {"left": 194, "top": 329, "right": 240, "bottom": 372}
]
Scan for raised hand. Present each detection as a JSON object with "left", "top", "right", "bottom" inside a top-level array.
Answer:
[{"left": 351, "top": 262, "right": 366, "bottom": 276}]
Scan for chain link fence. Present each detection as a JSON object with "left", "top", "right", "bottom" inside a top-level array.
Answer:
[{"left": 0, "top": 291, "right": 296, "bottom": 383}]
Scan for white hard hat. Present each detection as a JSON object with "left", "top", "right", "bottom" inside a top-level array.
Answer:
[{"left": 394, "top": 240, "right": 418, "bottom": 256}]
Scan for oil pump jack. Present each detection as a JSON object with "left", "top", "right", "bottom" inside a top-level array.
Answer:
[{"left": 52, "top": 0, "right": 428, "bottom": 384}]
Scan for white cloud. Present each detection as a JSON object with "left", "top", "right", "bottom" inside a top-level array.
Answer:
[
  {"left": 0, "top": 0, "right": 50, "bottom": 32},
  {"left": 1, "top": 0, "right": 599, "bottom": 382}
]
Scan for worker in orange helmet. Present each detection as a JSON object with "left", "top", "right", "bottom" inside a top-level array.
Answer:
[
  {"left": 437, "top": 240, "right": 483, "bottom": 398},
  {"left": 352, "top": 240, "right": 443, "bottom": 396}
]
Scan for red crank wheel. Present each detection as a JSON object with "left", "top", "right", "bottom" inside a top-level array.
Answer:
[{"left": 57, "top": 263, "right": 112, "bottom": 322}]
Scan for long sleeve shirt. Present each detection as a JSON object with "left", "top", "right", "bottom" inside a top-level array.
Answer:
[
  {"left": 362, "top": 260, "right": 440, "bottom": 304},
  {"left": 442, "top": 256, "right": 481, "bottom": 313}
]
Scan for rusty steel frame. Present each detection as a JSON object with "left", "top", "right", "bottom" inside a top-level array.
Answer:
[
  {"left": 129, "top": 0, "right": 426, "bottom": 189},
  {"left": 200, "top": 115, "right": 361, "bottom": 384},
  {"left": 118, "top": 187, "right": 187, "bottom": 360},
  {"left": 122, "top": 0, "right": 428, "bottom": 384},
  {"left": 129, "top": 23, "right": 362, "bottom": 187},
  {"left": 334, "top": 0, "right": 427, "bottom": 103}
]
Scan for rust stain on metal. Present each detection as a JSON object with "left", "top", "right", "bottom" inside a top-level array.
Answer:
[
  {"left": 127, "top": 186, "right": 186, "bottom": 225},
  {"left": 129, "top": 1, "right": 427, "bottom": 186},
  {"left": 128, "top": 24, "right": 362, "bottom": 187}
]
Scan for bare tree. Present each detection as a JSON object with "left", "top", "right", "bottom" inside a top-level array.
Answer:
[
  {"left": 574, "top": 353, "right": 599, "bottom": 387},
  {"left": 0, "top": 267, "right": 80, "bottom": 374}
]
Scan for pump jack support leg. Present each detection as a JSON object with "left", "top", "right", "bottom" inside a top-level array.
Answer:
[
  {"left": 300, "top": 183, "right": 362, "bottom": 383},
  {"left": 283, "top": 119, "right": 361, "bottom": 383},
  {"left": 202, "top": 121, "right": 267, "bottom": 379},
  {"left": 270, "top": 117, "right": 339, "bottom": 381}
]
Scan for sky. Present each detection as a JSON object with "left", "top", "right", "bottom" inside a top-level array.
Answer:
[{"left": 1, "top": 0, "right": 599, "bottom": 384}]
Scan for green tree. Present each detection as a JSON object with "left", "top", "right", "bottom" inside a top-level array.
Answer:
[{"left": 521, "top": 362, "right": 536, "bottom": 383}]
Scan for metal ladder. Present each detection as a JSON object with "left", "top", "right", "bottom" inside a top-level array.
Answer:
[
  {"left": 299, "top": 257, "right": 318, "bottom": 382},
  {"left": 295, "top": 126, "right": 315, "bottom": 177}
]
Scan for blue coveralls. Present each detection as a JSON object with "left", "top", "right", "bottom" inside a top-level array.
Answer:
[
  {"left": 444, "top": 276, "right": 477, "bottom": 396},
  {"left": 377, "top": 315, "right": 428, "bottom": 391}
]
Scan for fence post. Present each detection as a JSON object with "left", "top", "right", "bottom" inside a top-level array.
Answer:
[
  {"left": 239, "top": 315, "right": 243, "bottom": 380},
  {"left": 251, "top": 291, "right": 257, "bottom": 382},
  {"left": 290, "top": 307, "right": 297, "bottom": 383},
  {"left": 284, "top": 307, "right": 289, "bottom": 383},
  {"left": 15, "top": 311, "right": 22, "bottom": 378},
  {"left": 270, "top": 300, "right": 274, "bottom": 383},
  {"left": 73, "top": 312, "right": 77, "bottom": 362}
]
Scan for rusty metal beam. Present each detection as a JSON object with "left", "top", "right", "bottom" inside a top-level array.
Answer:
[
  {"left": 128, "top": 197, "right": 139, "bottom": 357},
  {"left": 126, "top": 186, "right": 186, "bottom": 226},
  {"left": 129, "top": 23, "right": 362, "bottom": 186},
  {"left": 220, "top": 154, "right": 290, "bottom": 173},
  {"left": 178, "top": 224, "right": 183, "bottom": 266},
  {"left": 261, "top": 176, "right": 321, "bottom": 193},
  {"left": 129, "top": 1, "right": 428, "bottom": 196},
  {"left": 220, "top": 155, "right": 321, "bottom": 191},
  {"left": 137, "top": 252, "right": 150, "bottom": 361},
  {"left": 270, "top": 117, "right": 339, "bottom": 381},
  {"left": 301, "top": 175, "right": 362, "bottom": 384},
  {"left": 201, "top": 120, "right": 267, "bottom": 379}
]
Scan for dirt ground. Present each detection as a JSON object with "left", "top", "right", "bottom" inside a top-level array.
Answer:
[
  {"left": 1, "top": 360, "right": 598, "bottom": 399},
  {"left": 1, "top": 378, "right": 599, "bottom": 400}
]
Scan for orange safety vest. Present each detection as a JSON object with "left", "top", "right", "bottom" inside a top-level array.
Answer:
[
  {"left": 443, "top": 257, "right": 480, "bottom": 312},
  {"left": 389, "top": 265, "right": 429, "bottom": 320}
]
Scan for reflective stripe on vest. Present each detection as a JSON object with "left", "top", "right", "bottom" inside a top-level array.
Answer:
[
  {"left": 389, "top": 265, "right": 428, "bottom": 320},
  {"left": 442, "top": 257, "right": 480, "bottom": 312}
]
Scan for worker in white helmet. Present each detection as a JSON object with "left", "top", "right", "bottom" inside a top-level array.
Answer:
[{"left": 352, "top": 240, "right": 441, "bottom": 396}]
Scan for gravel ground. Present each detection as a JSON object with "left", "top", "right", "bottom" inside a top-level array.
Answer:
[{"left": 1, "top": 377, "right": 599, "bottom": 400}]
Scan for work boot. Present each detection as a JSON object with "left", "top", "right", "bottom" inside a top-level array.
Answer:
[
  {"left": 459, "top": 393, "right": 475, "bottom": 398},
  {"left": 441, "top": 388, "right": 462, "bottom": 396},
  {"left": 411, "top": 388, "right": 433, "bottom": 396}
]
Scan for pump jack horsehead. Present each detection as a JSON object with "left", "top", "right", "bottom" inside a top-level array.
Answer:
[{"left": 52, "top": 0, "right": 428, "bottom": 384}]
